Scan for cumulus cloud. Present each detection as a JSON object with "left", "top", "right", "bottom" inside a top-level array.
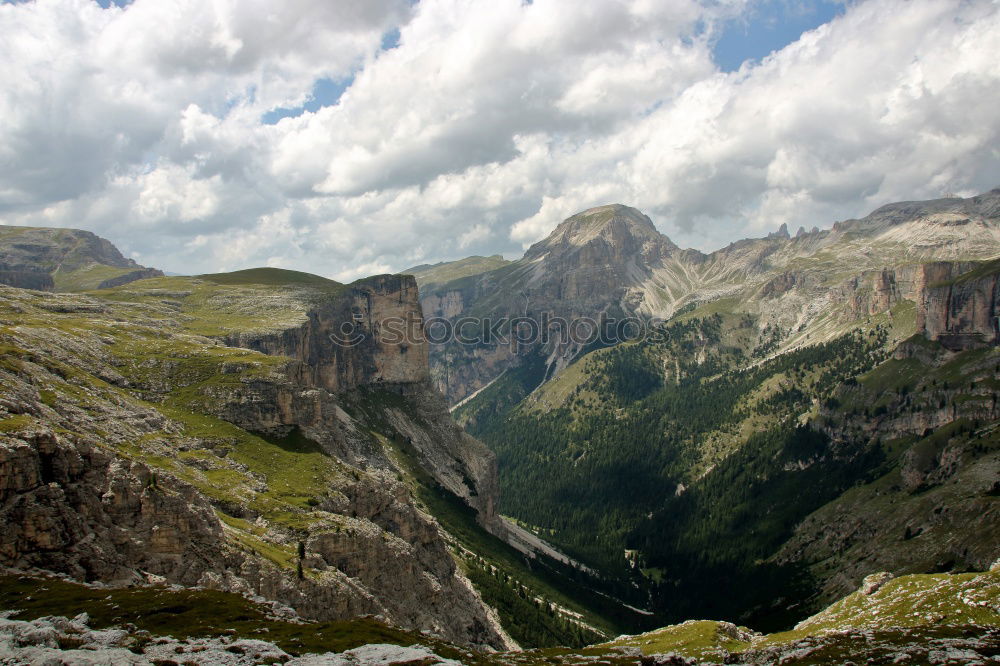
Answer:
[{"left": 0, "top": 0, "right": 998, "bottom": 280}]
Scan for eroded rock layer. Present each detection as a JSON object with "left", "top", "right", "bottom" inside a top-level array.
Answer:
[{"left": 0, "top": 273, "right": 508, "bottom": 649}]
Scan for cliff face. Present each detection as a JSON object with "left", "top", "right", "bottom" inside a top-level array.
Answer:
[
  {"left": 224, "top": 275, "right": 429, "bottom": 393},
  {"left": 0, "top": 276, "right": 508, "bottom": 649},
  {"left": 916, "top": 261, "right": 1000, "bottom": 349},
  {"left": 838, "top": 261, "right": 999, "bottom": 350},
  {"left": 0, "top": 269, "right": 53, "bottom": 290},
  {"left": 0, "top": 427, "right": 223, "bottom": 582},
  {"left": 210, "top": 273, "right": 499, "bottom": 531}
]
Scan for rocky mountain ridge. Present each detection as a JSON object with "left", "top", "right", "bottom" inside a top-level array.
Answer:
[
  {"left": 417, "top": 188, "right": 1000, "bottom": 404},
  {"left": 0, "top": 225, "right": 163, "bottom": 291}
]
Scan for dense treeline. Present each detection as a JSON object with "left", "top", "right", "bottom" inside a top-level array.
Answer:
[
  {"left": 631, "top": 423, "right": 885, "bottom": 628},
  {"left": 464, "top": 313, "right": 892, "bottom": 626},
  {"left": 461, "top": 553, "right": 603, "bottom": 648}
]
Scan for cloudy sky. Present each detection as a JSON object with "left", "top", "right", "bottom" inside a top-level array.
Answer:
[{"left": 1, "top": 0, "right": 998, "bottom": 280}]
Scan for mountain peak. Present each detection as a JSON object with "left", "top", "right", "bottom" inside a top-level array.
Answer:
[
  {"left": 526, "top": 204, "right": 677, "bottom": 259},
  {"left": 767, "top": 223, "right": 790, "bottom": 240}
]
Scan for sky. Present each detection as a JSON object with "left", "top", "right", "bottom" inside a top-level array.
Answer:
[{"left": 0, "top": 0, "right": 998, "bottom": 280}]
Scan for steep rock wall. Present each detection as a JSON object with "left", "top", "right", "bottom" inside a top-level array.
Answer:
[
  {"left": 224, "top": 275, "right": 429, "bottom": 393},
  {"left": 215, "top": 274, "right": 501, "bottom": 533},
  {"left": 839, "top": 261, "right": 998, "bottom": 349},
  {"left": 0, "top": 270, "right": 54, "bottom": 291},
  {"left": 0, "top": 280, "right": 509, "bottom": 649},
  {"left": 916, "top": 263, "right": 1000, "bottom": 349}
]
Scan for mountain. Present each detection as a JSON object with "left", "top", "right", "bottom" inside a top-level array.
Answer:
[
  {"left": 438, "top": 188, "right": 1000, "bottom": 630},
  {"left": 417, "top": 189, "right": 1000, "bottom": 405},
  {"left": 0, "top": 259, "right": 653, "bottom": 651},
  {"left": 2, "top": 200, "right": 1000, "bottom": 663},
  {"left": 417, "top": 204, "right": 684, "bottom": 403},
  {"left": 0, "top": 225, "right": 163, "bottom": 291}
]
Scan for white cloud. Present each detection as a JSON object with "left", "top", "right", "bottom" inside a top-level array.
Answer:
[{"left": 0, "top": 0, "right": 997, "bottom": 278}]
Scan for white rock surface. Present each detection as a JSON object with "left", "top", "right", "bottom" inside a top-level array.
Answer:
[{"left": 0, "top": 615, "right": 461, "bottom": 666}]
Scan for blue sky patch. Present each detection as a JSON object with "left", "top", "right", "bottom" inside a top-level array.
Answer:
[
  {"left": 261, "top": 77, "right": 353, "bottom": 125},
  {"left": 713, "top": 0, "right": 845, "bottom": 72},
  {"left": 381, "top": 27, "right": 401, "bottom": 51}
]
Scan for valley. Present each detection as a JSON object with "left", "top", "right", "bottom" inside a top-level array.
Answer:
[
  {"left": 420, "top": 189, "right": 1000, "bottom": 638},
  {"left": 2, "top": 188, "right": 999, "bottom": 663}
]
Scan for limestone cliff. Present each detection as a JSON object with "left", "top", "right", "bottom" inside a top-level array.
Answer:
[
  {"left": 0, "top": 273, "right": 509, "bottom": 649},
  {"left": 834, "top": 260, "right": 999, "bottom": 350},
  {"left": 223, "top": 274, "right": 429, "bottom": 392},
  {"left": 212, "top": 273, "right": 500, "bottom": 532},
  {"left": 916, "top": 261, "right": 1000, "bottom": 349}
]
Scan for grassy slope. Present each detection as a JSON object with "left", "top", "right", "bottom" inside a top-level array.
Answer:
[
  {"left": 0, "top": 284, "right": 349, "bottom": 571},
  {"left": 94, "top": 270, "right": 340, "bottom": 337},
  {"left": 605, "top": 569, "right": 1000, "bottom": 660},
  {"left": 51, "top": 264, "right": 140, "bottom": 291},
  {"left": 406, "top": 255, "right": 511, "bottom": 289}
]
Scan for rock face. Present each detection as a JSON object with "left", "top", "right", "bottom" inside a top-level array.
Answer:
[
  {"left": 838, "top": 260, "right": 1000, "bottom": 350},
  {"left": 0, "top": 274, "right": 508, "bottom": 649},
  {"left": 0, "top": 427, "right": 224, "bottom": 584},
  {"left": 0, "top": 269, "right": 53, "bottom": 290},
  {"left": 0, "top": 225, "right": 163, "bottom": 291},
  {"left": 916, "top": 262, "right": 1000, "bottom": 349},
  {"left": 420, "top": 205, "right": 684, "bottom": 403},
  {"left": 224, "top": 274, "right": 430, "bottom": 393},
  {"left": 417, "top": 189, "right": 1000, "bottom": 404}
]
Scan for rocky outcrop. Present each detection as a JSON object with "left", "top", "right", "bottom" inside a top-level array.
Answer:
[
  {"left": 0, "top": 269, "right": 53, "bottom": 291},
  {"left": 0, "top": 427, "right": 223, "bottom": 585},
  {"left": 0, "top": 278, "right": 509, "bottom": 648},
  {"left": 224, "top": 275, "right": 429, "bottom": 394}
]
